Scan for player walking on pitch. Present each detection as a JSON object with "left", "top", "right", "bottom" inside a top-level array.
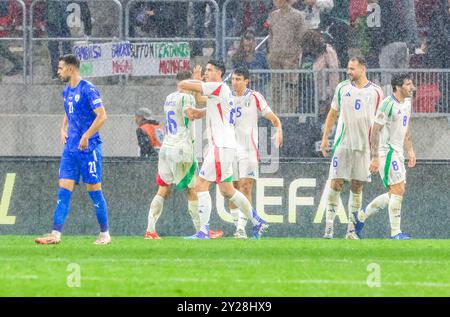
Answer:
[
  {"left": 320, "top": 56, "right": 383, "bottom": 239},
  {"left": 144, "top": 71, "right": 207, "bottom": 239},
  {"left": 229, "top": 67, "right": 283, "bottom": 239},
  {"left": 178, "top": 60, "right": 269, "bottom": 239},
  {"left": 35, "top": 54, "right": 111, "bottom": 245},
  {"left": 353, "top": 73, "right": 416, "bottom": 239}
]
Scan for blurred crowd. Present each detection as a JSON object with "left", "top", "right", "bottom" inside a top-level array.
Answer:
[{"left": 1, "top": 0, "right": 449, "bottom": 75}]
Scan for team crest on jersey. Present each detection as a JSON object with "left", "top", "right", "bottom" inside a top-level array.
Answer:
[{"left": 74, "top": 94, "right": 80, "bottom": 102}]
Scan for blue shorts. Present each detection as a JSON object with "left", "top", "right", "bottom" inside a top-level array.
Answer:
[{"left": 59, "top": 144, "right": 103, "bottom": 185}]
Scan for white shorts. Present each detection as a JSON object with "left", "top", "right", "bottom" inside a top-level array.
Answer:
[
  {"left": 328, "top": 148, "right": 371, "bottom": 182},
  {"left": 232, "top": 150, "right": 259, "bottom": 180},
  {"left": 379, "top": 149, "right": 406, "bottom": 187},
  {"left": 157, "top": 145, "right": 197, "bottom": 190},
  {"left": 199, "top": 147, "right": 235, "bottom": 183}
]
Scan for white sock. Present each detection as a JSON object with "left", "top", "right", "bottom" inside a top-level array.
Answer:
[
  {"left": 362, "top": 193, "right": 389, "bottom": 221},
  {"left": 100, "top": 231, "right": 110, "bottom": 237},
  {"left": 325, "top": 188, "right": 340, "bottom": 233},
  {"left": 389, "top": 194, "right": 403, "bottom": 236},
  {"left": 237, "top": 210, "right": 248, "bottom": 231},
  {"left": 230, "top": 208, "right": 240, "bottom": 228},
  {"left": 51, "top": 230, "right": 61, "bottom": 239},
  {"left": 147, "top": 195, "right": 164, "bottom": 232},
  {"left": 197, "top": 191, "right": 212, "bottom": 234},
  {"left": 229, "top": 190, "right": 259, "bottom": 225},
  {"left": 347, "top": 191, "right": 362, "bottom": 234},
  {"left": 188, "top": 200, "right": 200, "bottom": 232}
]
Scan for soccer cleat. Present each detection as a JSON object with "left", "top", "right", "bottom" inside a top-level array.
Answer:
[
  {"left": 345, "top": 231, "right": 360, "bottom": 240},
  {"left": 144, "top": 231, "right": 161, "bottom": 240},
  {"left": 184, "top": 230, "right": 210, "bottom": 240},
  {"left": 234, "top": 229, "right": 248, "bottom": 240},
  {"left": 391, "top": 232, "right": 411, "bottom": 240},
  {"left": 35, "top": 233, "right": 61, "bottom": 245},
  {"left": 94, "top": 233, "right": 112, "bottom": 245},
  {"left": 252, "top": 209, "right": 264, "bottom": 223},
  {"left": 252, "top": 220, "right": 269, "bottom": 240},
  {"left": 323, "top": 233, "right": 333, "bottom": 239},
  {"left": 209, "top": 229, "right": 224, "bottom": 239},
  {"left": 354, "top": 209, "right": 366, "bottom": 239}
]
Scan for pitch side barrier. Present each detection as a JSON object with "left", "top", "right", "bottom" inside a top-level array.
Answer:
[
  {"left": 29, "top": 0, "right": 123, "bottom": 84},
  {"left": 325, "top": 68, "right": 450, "bottom": 115},
  {"left": 0, "top": 157, "right": 448, "bottom": 238}
]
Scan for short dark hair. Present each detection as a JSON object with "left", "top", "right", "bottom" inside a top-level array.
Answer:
[
  {"left": 242, "top": 28, "right": 256, "bottom": 41},
  {"left": 391, "top": 73, "right": 411, "bottom": 92},
  {"left": 207, "top": 59, "right": 226, "bottom": 77},
  {"left": 59, "top": 54, "right": 80, "bottom": 69},
  {"left": 233, "top": 66, "right": 250, "bottom": 80},
  {"left": 176, "top": 70, "right": 192, "bottom": 81},
  {"left": 349, "top": 56, "right": 367, "bottom": 66}
]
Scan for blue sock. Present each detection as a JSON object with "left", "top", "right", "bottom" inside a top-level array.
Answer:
[
  {"left": 89, "top": 190, "right": 109, "bottom": 232},
  {"left": 52, "top": 188, "right": 73, "bottom": 232}
]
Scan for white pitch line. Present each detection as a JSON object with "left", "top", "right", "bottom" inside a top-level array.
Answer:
[
  {"left": 3, "top": 274, "right": 447, "bottom": 289},
  {"left": 0, "top": 275, "right": 39, "bottom": 280},
  {"left": 1, "top": 256, "right": 449, "bottom": 266}
]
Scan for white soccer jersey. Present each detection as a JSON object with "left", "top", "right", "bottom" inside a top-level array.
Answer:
[
  {"left": 234, "top": 88, "right": 273, "bottom": 153},
  {"left": 331, "top": 80, "right": 383, "bottom": 152},
  {"left": 162, "top": 91, "right": 195, "bottom": 148},
  {"left": 375, "top": 95, "right": 411, "bottom": 155},
  {"left": 201, "top": 81, "right": 237, "bottom": 149}
]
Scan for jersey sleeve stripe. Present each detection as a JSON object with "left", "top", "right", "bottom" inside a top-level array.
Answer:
[
  {"left": 380, "top": 97, "right": 392, "bottom": 113},
  {"left": 375, "top": 89, "right": 381, "bottom": 113},
  {"left": 388, "top": 101, "right": 394, "bottom": 118},
  {"left": 250, "top": 128, "right": 260, "bottom": 161},
  {"left": 217, "top": 103, "right": 224, "bottom": 122},
  {"left": 252, "top": 93, "right": 262, "bottom": 112},
  {"left": 211, "top": 84, "right": 223, "bottom": 97}
]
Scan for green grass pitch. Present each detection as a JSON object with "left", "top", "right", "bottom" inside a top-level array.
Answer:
[{"left": 0, "top": 236, "right": 449, "bottom": 297}]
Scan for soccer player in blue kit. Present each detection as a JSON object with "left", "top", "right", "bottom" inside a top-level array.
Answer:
[{"left": 35, "top": 54, "right": 111, "bottom": 245}]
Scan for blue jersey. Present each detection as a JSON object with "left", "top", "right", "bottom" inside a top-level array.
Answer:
[{"left": 62, "top": 79, "right": 103, "bottom": 152}]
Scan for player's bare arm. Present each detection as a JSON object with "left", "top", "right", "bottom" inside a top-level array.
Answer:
[
  {"left": 60, "top": 114, "right": 68, "bottom": 144},
  {"left": 404, "top": 126, "right": 416, "bottom": 168},
  {"left": 178, "top": 80, "right": 204, "bottom": 94},
  {"left": 185, "top": 65, "right": 208, "bottom": 106},
  {"left": 369, "top": 123, "right": 383, "bottom": 173},
  {"left": 79, "top": 106, "right": 107, "bottom": 150},
  {"left": 264, "top": 112, "right": 283, "bottom": 148},
  {"left": 184, "top": 108, "right": 206, "bottom": 120},
  {"left": 320, "top": 108, "right": 338, "bottom": 157}
]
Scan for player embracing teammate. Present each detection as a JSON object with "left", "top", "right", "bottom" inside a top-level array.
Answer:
[{"left": 178, "top": 60, "right": 269, "bottom": 239}]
